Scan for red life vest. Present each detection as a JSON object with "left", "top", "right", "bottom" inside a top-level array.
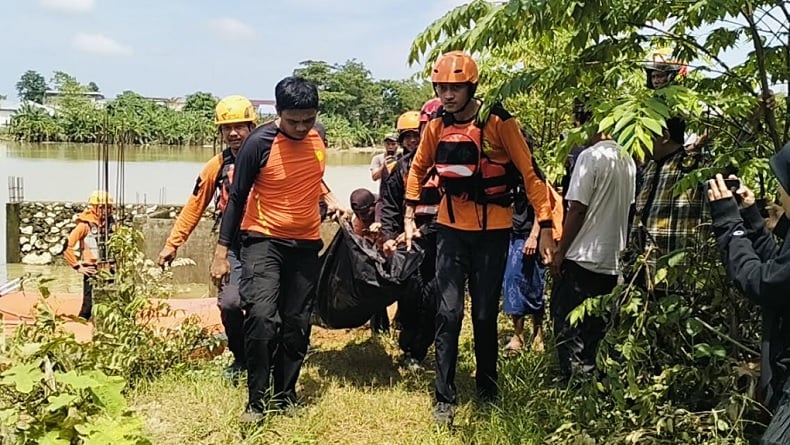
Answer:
[{"left": 434, "top": 115, "right": 517, "bottom": 209}]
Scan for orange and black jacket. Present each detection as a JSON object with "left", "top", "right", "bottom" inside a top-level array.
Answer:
[
  {"left": 218, "top": 121, "right": 330, "bottom": 246},
  {"left": 63, "top": 208, "right": 107, "bottom": 268},
  {"left": 405, "top": 104, "right": 552, "bottom": 231},
  {"left": 165, "top": 152, "right": 229, "bottom": 250}
]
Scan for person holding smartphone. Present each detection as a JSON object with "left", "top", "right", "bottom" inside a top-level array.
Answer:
[{"left": 707, "top": 141, "right": 790, "bottom": 444}]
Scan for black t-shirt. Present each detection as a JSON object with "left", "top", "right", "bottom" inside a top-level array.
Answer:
[{"left": 511, "top": 186, "right": 535, "bottom": 236}]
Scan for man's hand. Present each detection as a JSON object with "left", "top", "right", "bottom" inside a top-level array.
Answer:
[
  {"left": 77, "top": 263, "right": 97, "bottom": 277},
  {"left": 404, "top": 218, "right": 421, "bottom": 251},
  {"left": 383, "top": 239, "right": 398, "bottom": 255},
  {"left": 210, "top": 246, "right": 230, "bottom": 288},
  {"left": 730, "top": 175, "right": 756, "bottom": 209},
  {"left": 706, "top": 174, "right": 734, "bottom": 202},
  {"left": 157, "top": 245, "right": 177, "bottom": 268},
  {"left": 767, "top": 202, "right": 785, "bottom": 231},
  {"left": 523, "top": 235, "right": 538, "bottom": 256},
  {"left": 549, "top": 247, "right": 564, "bottom": 278},
  {"left": 369, "top": 222, "right": 382, "bottom": 233},
  {"left": 537, "top": 228, "right": 555, "bottom": 264},
  {"left": 403, "top": 205, "right": 422, "bottom": 251}
]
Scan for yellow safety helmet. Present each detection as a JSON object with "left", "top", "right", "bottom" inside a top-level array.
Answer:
[
  {"left": 214, "top": 95, "right": 258, "bottom": 126},
  {"left": 88, "top": 190, "right": 114, "bottom": 205},
  {"left": 396, "top": 111, "right": 420, "bottom": 133}
]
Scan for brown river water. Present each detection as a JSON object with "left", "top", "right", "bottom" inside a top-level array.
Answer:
[{"left": 0, "top": 141, "right": 382, "bottom": 292}]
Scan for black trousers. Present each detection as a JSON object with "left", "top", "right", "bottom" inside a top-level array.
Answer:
[
  {"left": 370, "top": 309, "right": 390, "bottom": 333},
  {"left": 551, "top": 260, "right": 617, "bottom": 378},
  {"left": 761, "top": 378, "right": 790, "bottom": 445},
  {"left": 239, "top": 237, "right": 321, "bottom": 412},
  {"left": 218, "top": 245, "right": 245, "bottom": 365},
  {"left": 398, "top": 230, "right": 438, "bottom": 361},
  {"left": 79, "top": 275, "right": 93, "bottom": 320},
  {"left": 434, "top": 225, "right": 509, "bottom": 404}
]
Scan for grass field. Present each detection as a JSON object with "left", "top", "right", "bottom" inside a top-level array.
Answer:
[{"left": 130, "top": 313, "right": 573, "bottom": 445}]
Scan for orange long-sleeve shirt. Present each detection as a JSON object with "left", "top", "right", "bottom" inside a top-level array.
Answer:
[
  {"left": 63, "top": 208, "right": 102, "bottom": 268},
  {"left": 218, "top": 122, "right": 329, "bottom": 245},
  {"left": 165, "top": 153, "right": 225, "bottom": 249},
  {"left": 405, "top": 104, "right": 552, "bottom": 231}
]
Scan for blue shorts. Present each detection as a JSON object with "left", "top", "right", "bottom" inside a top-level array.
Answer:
[{"left": 502, "top": 235, "right": 546, "bottom": 316}]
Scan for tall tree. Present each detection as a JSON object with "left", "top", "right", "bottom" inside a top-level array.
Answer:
[
  {"left": 183, "top": 92, "right": 218, "bottom": 121},
  {"left": 15, "top": 70, "right": 48, "bottom": 104}
]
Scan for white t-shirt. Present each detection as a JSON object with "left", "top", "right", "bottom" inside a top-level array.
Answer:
[{"left": 564, "top": 140, "right": 636, "bottom": 275}]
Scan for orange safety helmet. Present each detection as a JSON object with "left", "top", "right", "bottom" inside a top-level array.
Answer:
[
  {"left": 431, "top": 51, "right": 479, "bottom": 84},
  {"left": 396, "top": 111, "right": 420, "bottom": 132}
]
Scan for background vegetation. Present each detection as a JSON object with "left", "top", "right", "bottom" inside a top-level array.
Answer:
[{"left": 6, "top": 63, "right": 433, "bottom": 149}]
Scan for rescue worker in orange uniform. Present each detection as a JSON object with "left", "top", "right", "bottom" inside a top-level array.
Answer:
[
  {"left": 157, "top": 95, "right": 258, "bottom": 383},
  {"left": 403, "top": 51, "right": 556, "bottom": 425},
  {"left": 380, "top": 108, "right": 442, "bottom": 370},
  {"left": 63, "top": 190, "right": 116, "bottom": 320},
  {"left": 210, "top": 77, "right": 342, "bottom": 423}
]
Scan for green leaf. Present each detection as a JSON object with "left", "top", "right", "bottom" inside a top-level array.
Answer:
[
  {"left": 18, "top": 342, "right": 43, "bottom": 357},
  {"left": 39, "top": 431, "right": 70, "bottom": 445},
  {"left": 654, "top": 268, "right": 668, "bottom": 284},
  {"left": 642, "top": 117, "right": 663, "bottom": 136},
  {"left": 86, "top": 372, "right": 128, "bottom": 417},
  {"left": 47, "top": 393, "right": 79, "bottom": 412},
  {"left": 55, "top": 370, "right": 100, "bottom": 390},
  {"left": 613, "top": 111, "right": 636, "bottom": 134},
  {"left": 0, "top": 360, "right": 44, "bottom": 394},
  {"left": 667, "top": 251, "right": 686, "bottom": 267}
]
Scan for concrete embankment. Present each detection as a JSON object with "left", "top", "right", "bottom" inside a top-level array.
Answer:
[{"left": 5, "top": 202, "right": 340, "bottom": 287}]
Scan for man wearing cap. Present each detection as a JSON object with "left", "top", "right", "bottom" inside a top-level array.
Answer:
[{"left": 370, "top": 133, "right": 400, "bottom": 182}]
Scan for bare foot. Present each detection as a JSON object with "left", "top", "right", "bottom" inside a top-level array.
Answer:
[
  {"left": 531, "top": 329, "right": 544, "bottom": 352},
  {"left": 504, "top": 335, "right": 524, "bottom": 356}
]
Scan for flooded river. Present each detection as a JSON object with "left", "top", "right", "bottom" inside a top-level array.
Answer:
[{"left": 0, "top": 141, "right": 380, "bottom": 287}]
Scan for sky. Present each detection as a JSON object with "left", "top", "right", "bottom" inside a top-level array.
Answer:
[
  {"left": 0, "top": 0, "right": 467, "bottom": 101},
  {"left": 0, "top": 0, "right": 783, "bottom": 102}
]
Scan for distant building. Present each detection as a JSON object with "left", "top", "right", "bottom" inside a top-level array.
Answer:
[
  {"left": 143, "top": 96, "right": 186, "bottom": 111},
  {"left": 0, "top": 100, "right": 56, "bottom": 127},
  {"left": 250, "top": 99, "right": 276, "bottom": 118},
  {"left": 43, "top": 90, "right": 106, "bottom": 108}
]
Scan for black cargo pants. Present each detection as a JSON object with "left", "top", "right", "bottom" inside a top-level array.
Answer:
[{"left": 239, "top": 236, "right": 322, "bottom": 412}]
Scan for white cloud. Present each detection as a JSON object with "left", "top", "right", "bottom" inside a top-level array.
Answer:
[
  {"left": 71, "top": 32, "right": 132, "bottom": 56},
  {"left": 39, "top": 0, "right": 95, "bottom": 14},
  {"left": 208, "top": 18, "right": 256, "bottom": 42}
]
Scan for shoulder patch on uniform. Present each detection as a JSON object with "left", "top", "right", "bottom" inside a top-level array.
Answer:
[{"left": 192, "top": 177, "right": 202, "bottom": 196}]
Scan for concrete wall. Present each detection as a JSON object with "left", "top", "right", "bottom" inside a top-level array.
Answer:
[
  {"left": 134, "top": 216, "right": 216, "bottom": 289},
  {"left": 7, "top": 201, "right": 341, "bottom": 287},
  {"left": 7, "top": 201, "right": 211, "bottom": 266}
]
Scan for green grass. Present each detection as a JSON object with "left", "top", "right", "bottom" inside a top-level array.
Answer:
[{"left": 130, "top": 315, "right": 580, "bottom": 445}]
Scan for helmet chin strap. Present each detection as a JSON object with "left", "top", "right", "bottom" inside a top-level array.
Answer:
[{"left": 450, "top": 83, "right": 478, "bottom": 123}]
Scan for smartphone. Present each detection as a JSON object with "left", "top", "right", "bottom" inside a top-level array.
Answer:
[{"left": 724, "top": 178, "right": 741, "bottom": 191}]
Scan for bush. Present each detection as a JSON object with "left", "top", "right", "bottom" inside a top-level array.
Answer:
[{"left": 0, "top": 226, "right": 219, "bottom": 444}]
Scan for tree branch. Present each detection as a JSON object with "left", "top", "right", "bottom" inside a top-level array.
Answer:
[{"left": 742, "top": 1, "right": 783, "bottom": 152}]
